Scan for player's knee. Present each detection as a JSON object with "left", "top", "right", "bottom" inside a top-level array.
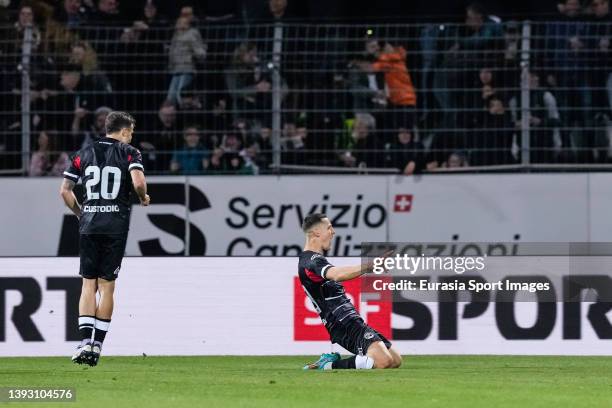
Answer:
[
  {"left": 81, "top": 278, "right": 97, "bottom": 294},
  {"left": 392, "top": 356, "right": 402, "bottom": 368},
  {"left": 374, "top": 355, "right": 394, "bottom": 369}
]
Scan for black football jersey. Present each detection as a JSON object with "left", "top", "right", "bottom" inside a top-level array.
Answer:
[
  {"left": 63, "top": 137, "right": 144, "bottom": 235},
  {"left": 297, "top": 251, "right": 359, "bottom": 332}
]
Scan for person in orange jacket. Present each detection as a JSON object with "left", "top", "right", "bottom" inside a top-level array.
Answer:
[{"left": 358, "top": 40, "right": 417, "bottom": 138}]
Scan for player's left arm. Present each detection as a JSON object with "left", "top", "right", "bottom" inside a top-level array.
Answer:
[{"left": 59, "top": 178, "right": 82, "bottom": 218}]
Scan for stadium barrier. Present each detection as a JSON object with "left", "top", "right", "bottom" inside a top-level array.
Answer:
[
  {"left": 0, "top": 173, "right": 611, "bottom": 256},
  {"left": 1, "top": 257, "right": 610, "bottom": 357}
]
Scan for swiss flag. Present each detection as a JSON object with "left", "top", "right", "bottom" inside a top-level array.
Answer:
[{"left": 394, "top": 194, "right": 413, "bottom": 212}]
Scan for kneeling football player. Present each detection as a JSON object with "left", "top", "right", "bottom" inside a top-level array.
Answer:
[{"left": 298, "top": 213, "right": 402, "bottom": 370}]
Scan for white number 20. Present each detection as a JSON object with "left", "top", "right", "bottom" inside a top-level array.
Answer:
[{"left": 84, "top": 166, "right": 121, "bottom": 200}]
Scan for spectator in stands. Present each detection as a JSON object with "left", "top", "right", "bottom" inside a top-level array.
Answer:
[
  {"left": 510, "top": 71, "right": 562, "bottom": 163},
  {"left": 442, "top": 151, "right": 470, "bottom": 168},
  {"left": 53, "top": 0, "right": 88, "bottom": 30},
  {"left": 89, "top": 0, "right": 122, "bottom": 25},
  {"left": 588, "top": 0, "right": 612, "bottom": 117},
  {"left": 207, "top": 133, "right": 254, "bottom": 174},
  {"left": 73, "top": 105, "right": 110, "bottom": 147},
  {"left": 1, "top": 5, "right": 41, "bottom": 67},
  {"left": 178, "top": 5, "right": 198, "bottom": 26},
  {"left": 500, "top": 21, "right": 522, "bottom": 96},
  {"left": 42, "top": 65, "right": 105, "bottom": 149},
  {"left": 586, "top": 0, "right": 612, "bottom": 161},
  {"left": 354, "top": 38, "right": 417, "bottom": 137},
  {"left": 69, "top": 41, "right": 113, "bottom": 92},
  {"left": 281, "top": 120, "right": 306, "bottom": 165},
  {"left": 348, "top": 39, "right": 387, "bottom": 116},
  {"left": 339, "top": 113, "right": 383, "bottom": 168},
  {"left": 170, "top": 126, "right": 209, "bottom": 174},
  {"left": 225, "top": 43, "right": 288, "bottom": 125},
  {"left": 385, "top": 127, "right": 425, "bottom": 175},
  {"left": 545, "top": 0, "right": 593, "bottom": 162},
  {"left": 267, "top": 0, "right": 289, "bottom": 20},
  {"left": 470, "top": 94, "right": 515, "bottom": 166},
  {"left": 432, "top": 2, "right": 503, "bottom": 132},
  {"left": 29, "top": 130, "right": 70, "bottom": 176},
  {"left": 140, "top": 100, "right": 182, "bottom": 171},
  {"left": 166, "top": 16, "right": 206, "bottom": 107}
]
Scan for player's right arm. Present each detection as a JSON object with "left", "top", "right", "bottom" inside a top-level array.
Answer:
[
  {"left": 325, "top": 250, "right": 393, "bottom": 282},
  {"left": 59, "top": 178, "right": 82, "bottom": 218},
  {"left": 325, "top": 265, "right": 368, "bottom": 282},
  {"left": 60, "top": 155, "right": 82, "bottom": 218},
  {"left": 308, "top": 254, "right": 366, "bottom": 283},
  {"left": 128, "top": 148, "right": 150, "bottom": 206}
]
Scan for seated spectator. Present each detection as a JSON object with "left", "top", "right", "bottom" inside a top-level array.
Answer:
[
  {"left": 340, "top": 113, "right": 383, "bottom": 168},
  {"left": 469, "top": 95, "right": 515, "bottom": 166},
  {"left": 29, "top": 130, "right": 70, "bottom": 176},
  {"left": 385, "top": 128, "right": 425, "bottom": 175},
  {"left": 170, "top": 126, "right": 209, "bottom": 174},
  {"left": 166, "top": 16, "right": 206, "bottom": 107}
]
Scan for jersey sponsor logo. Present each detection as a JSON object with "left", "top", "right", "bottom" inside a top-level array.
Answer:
[
  {"left": 83, "top": 205, "right": 120, "bottom": 213},
  {"left": 364, "top": 331, "right": 375, "bottom": 339}
]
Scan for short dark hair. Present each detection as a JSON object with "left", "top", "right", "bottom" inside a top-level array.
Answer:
[
  {"left": 302, "top": 213, "right": 328, "bottom": 232},
  {"left": 105, "top": 111, "right": 135, "bottom": 134}
]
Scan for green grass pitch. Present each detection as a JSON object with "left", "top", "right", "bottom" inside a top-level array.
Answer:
[{"left": 1, "top": 356, "right": 611, "bottom": 407}]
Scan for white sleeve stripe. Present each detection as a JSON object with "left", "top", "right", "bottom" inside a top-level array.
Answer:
[
  {"left": 63, "top": 171, "right": 79, "bottom": 179},
  {"left": 321, "top": 264, "right": 332, "bottom": 279},
  {"left": 129, "top": 163, "right": 144, "bottom": 170}
]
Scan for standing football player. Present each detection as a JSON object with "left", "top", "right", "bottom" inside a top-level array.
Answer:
[
  {"left": 60, "top": 111, "right": 150, "bottom": 366},
  {"left": 299, "top": 213, "right": 402, "bottom": 370}
]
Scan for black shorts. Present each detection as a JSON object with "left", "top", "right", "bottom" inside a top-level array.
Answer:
[
  {"left": 79, "top": 234, "right": 128, "bottom": 281},
  {"left": 329, "top": 317, "right": 392, "bottom": 356}
]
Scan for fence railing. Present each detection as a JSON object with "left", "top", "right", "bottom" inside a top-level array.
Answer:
[{"left": 1, "top": 19, "right": 611, "bottom": 176}]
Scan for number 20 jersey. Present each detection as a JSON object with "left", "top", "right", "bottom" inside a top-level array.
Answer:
[{"left": 63, "top": 137, "right": 144, "bottom": 235}]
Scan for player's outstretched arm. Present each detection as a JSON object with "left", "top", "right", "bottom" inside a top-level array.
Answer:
[
  {"left": 130, "top": 169, "right": 150, "bottom": 206},
  {"left": 325, "top": 265, "right": 367, "bottom": 282},
  {"left": 325, "top": 250, "right": 393, "bottom": 282},
  {"left": 59, "top": 179, "right": 82, "bottom": 218}
]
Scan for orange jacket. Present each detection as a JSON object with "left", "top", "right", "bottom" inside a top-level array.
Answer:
[{"left": 372, "top": 46, "right": 416, "bottom": 106}]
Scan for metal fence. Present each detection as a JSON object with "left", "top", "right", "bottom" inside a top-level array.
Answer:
[{"left": 1, "top": 18, "right": 611, "bottom": 176}]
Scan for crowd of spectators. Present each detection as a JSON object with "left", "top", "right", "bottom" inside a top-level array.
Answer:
[{"left": 0, "top": 0, "right": 610, "bottom": 175}]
